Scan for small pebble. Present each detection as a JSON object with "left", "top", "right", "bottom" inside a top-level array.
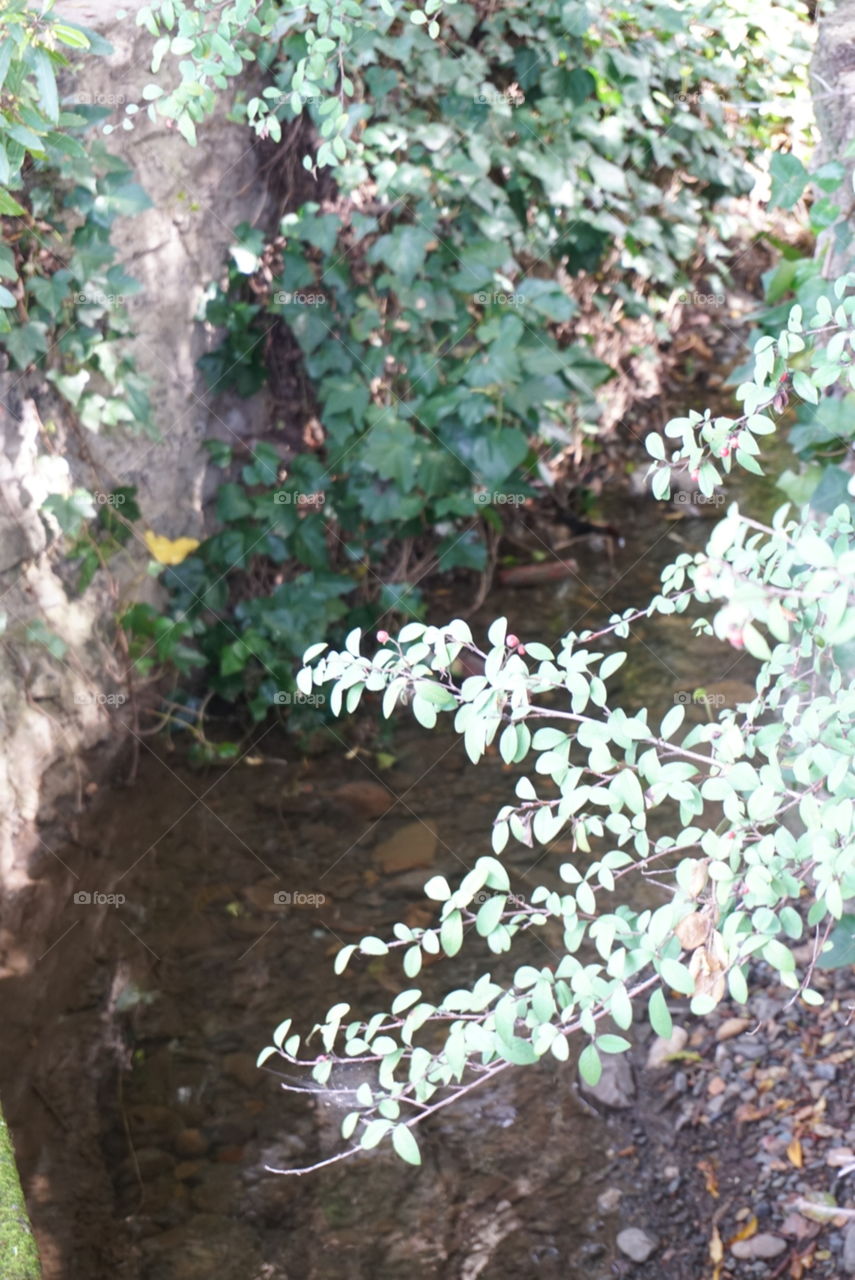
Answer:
[
  {"left": 646, "top": 1027, "right": 688, "bottom": 1070},
  {"left": 731, "top": 1233, "right": 786, "bottom": 1260},
  {"left": 734, "top": 1040, "right": 766, "bottom": 1061},
  {"left": 597, "top": 1187, "right": 622, "bottom": 1214},
  {"left": 617, "top": 1227, "right": 658, "bottom": 1263},
  {"left": 716, "top": 1017, "right": 752, "bottom": 1041}
]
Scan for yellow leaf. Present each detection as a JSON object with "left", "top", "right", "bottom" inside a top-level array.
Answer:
[
  {"left": 709, "top": 1224, "right": 724, "bottom": 1271},
  {"left": 787, "top": 1137, "right": 803, "bottom": 1168},
  {"left": 144, "top": 530, "right": 201, "bottom": 565},
  {"left": 730, "top": 1215, "right": 758, "bottom": 1243},
  {"left": 706, "top": 1218, "right": 721, "bottom": 1259}
]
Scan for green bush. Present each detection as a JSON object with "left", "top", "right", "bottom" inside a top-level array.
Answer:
[
  {"left": 146, "top": 0, "right": 811, "bottom": 713},
  {"left": 258, "top": 280, "right": 855, "bottom": 1171}
]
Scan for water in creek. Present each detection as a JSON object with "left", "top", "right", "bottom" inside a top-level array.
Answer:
[{"left": 6, "top": 471, "right": 780, "bottom": 1279}]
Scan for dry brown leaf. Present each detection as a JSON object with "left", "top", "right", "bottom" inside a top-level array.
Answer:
[
  {"left": 710, "top": 1223, "right": 724, "bottom": 1272},
  {"left": 676, "top": 911, "right": 710, "bottom": 950},
  {"left": 698, "top": 1158, "right": 719, "bottom": 1198},
  {"left": 735, "top": 1103, "right": 768, "bottom": 1124},
  {"left": 689, "top": 941, "right": 727, "bottom": 1005},
  {"left": 787, "top": 1138, "right": 804, "bottom": 1169},
  {"left": 685, "top": 858, "right": 710, "bottom": 899}
]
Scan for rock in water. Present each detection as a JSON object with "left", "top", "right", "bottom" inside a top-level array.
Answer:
[
  {"left": 617, "top": 1228, "right": 658, "bottom": 1263},
  {"left": 372, "top": 821, "right": 438, "bottom": 872},
  {"left": 332, "top": 781, "right": 395, "bottom": 819}
]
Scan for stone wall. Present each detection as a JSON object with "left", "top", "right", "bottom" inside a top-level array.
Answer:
[{"left": 0, "top": 5, "right": 270, "bottom": 965}]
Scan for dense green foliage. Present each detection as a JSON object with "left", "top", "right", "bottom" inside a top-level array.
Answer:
[
  {"left": 2, "top": 0, "right": 852, "bottom": 1192},
  {"left": 136, "top": 0, "right": 812, "bottom": 713},
  {"left": 259, "top": 281, "right": 855, "bottom": 1171},
  {"left": 0, "top": 0, "right": 93, "bottom": 217},
  {"left": 0, "top": 2, "right": 152, "bottom": 432},
  {"left": 735, "top": 151, "right": 855, "bottom": 514}
]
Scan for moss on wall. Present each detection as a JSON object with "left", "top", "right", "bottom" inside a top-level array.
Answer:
[{"left": 0, "top": 1112, "right": 41, "bottom": 1279}]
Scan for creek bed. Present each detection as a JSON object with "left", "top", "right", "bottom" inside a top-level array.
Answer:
[{"left": 2, "top": 486, "right": 770, "bottom": 1279}]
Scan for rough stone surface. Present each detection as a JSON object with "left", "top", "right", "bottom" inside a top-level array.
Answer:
[
  {"left": 0, "top": 9, "right": 273, "bottom": 894},
  {"left": 0, "top": 9, "right": 275, "bottom": 1276},
  {"left": 616, "top": 1227, "right": 658, "bottom": 1263}
]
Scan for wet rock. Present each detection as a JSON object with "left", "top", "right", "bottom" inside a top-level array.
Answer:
[
  {"left": 118, "top": 1147, "right": 176, "bottom": 1183},
  {"left": 372, "top": 821, "right": 438, "bottom": 872},
  {"left": 332, "top": 781, "right": 395, "bottom": 819},
  {"left": 242, "top": 1175, "right": 298, "bottom": 1225},
  {"left": 843, "top": 1221, "right": 855, "bottom": 1274},
  {"left": 128, "top": 1105, "right": 183, "bottom": 1143},
  {"left": 243, "top": 880, "right": 290, "bottom": 913},
  {"left": 384, "top": 869, "right": 435, "bottom": 897},
  {"left": 645, "top": 1027, "right": 688, "bottom": 1069},
  {"left": 222, "top": 1052, "right": 259, "bottom": 1090},
  {"left": 174, "top": 1161, "right": 203, "bottom": 1181},
  {"left": 174, "top": 1128, "right": 209, "bottom": 1158},
  {"left": 731, "top": 1233, "right": 786, "bottom": 1260},
  {"left": 214, "top": 1145, "right": 245, "bottom": 1164},
  {"left": 137, "top": 1174, "right": 188, "bottom": 1216},
  {"left": 135, "top": 996, "right": 186, "bottom": 1041},
  {"left": 582, "top": 1053, "right": 635, "bottom": 1108},
  {"left": 202, "top": 1110, "right": 258, "bottom": 1147},
  {"left": 189, "top": 1165, "right": 238, "bottom": 1215},
  {"left": 249, "top": 1133, "right": 309, "bottom": 1177},
  {"left": 170, "top": 918, "right": 221, "bottom": 953},
  {"left": 617, "top": 1227, "right": 658, "bottom": 1263},
  {"left": 140, "top": 1213, "right": 262, "bottom": 1280}
]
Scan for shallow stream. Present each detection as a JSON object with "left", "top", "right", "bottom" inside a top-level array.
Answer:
[{"left": 2, "top": 467, "right": 780, "bottom": 1279}]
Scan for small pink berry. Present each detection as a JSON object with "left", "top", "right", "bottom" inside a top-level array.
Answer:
[
  {"left": 690, "top": 469, "right": 699, "bottom": 483},
  {"left": 376, "top": 630, "right": 389, "bottom": 643},
  {"left": 516, "top": 644, "right": 527, "bottom": 656},
  {"left": 506, "top": 634, "right": 520, "bottom": 648}
]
